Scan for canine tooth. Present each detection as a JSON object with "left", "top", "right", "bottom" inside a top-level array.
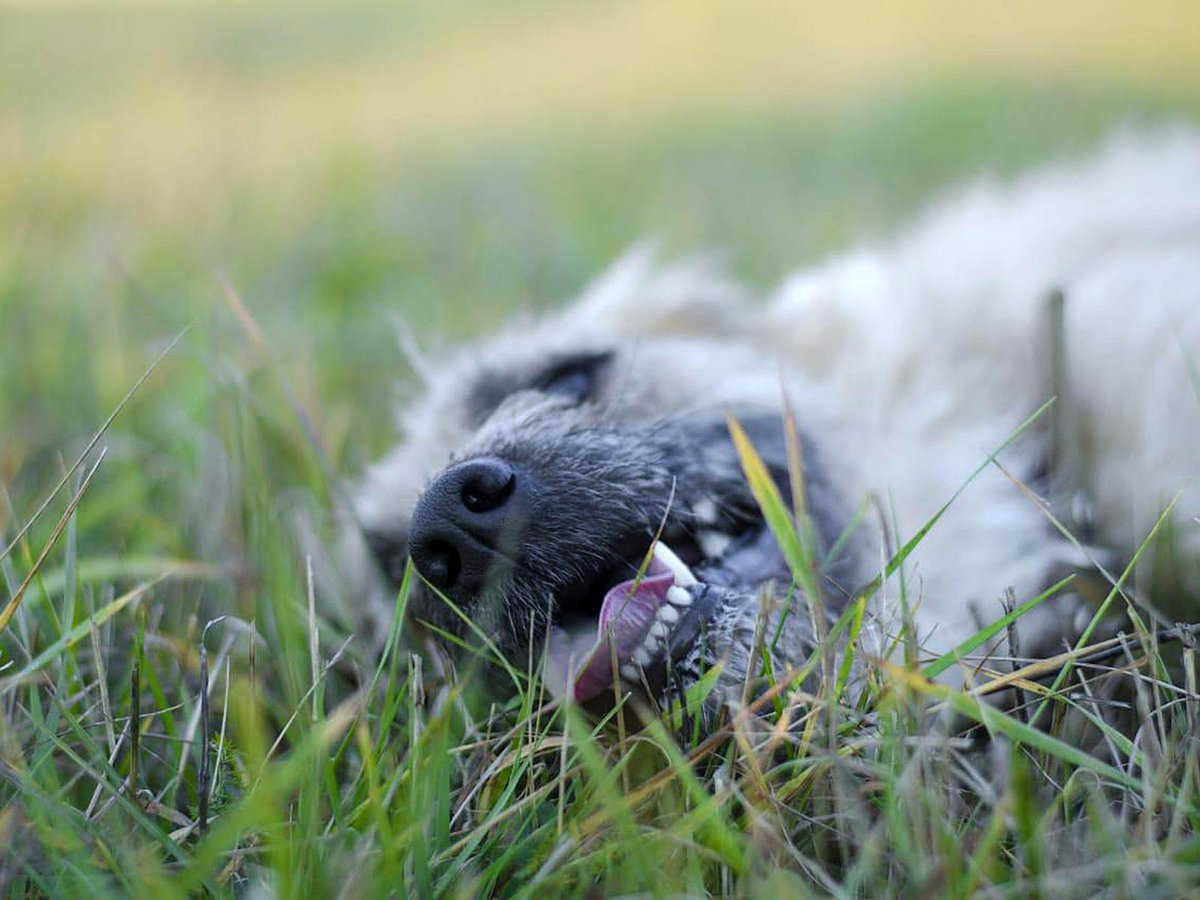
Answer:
[
  {"left": 657, "top": 603, "right": 679, "bottom": 625},
  {"left": 667, "top": 585, "right": 692, "bottom": 607},
  {"left": 653, "top": 542, "right": 697, "bottom": 586},
  {"left": 619, "top": 663, "right": 640, "bottom": 682}
]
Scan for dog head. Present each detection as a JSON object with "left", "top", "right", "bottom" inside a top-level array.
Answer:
[{"left": 354, "top": 250, "right": 868, "bottom": 710}]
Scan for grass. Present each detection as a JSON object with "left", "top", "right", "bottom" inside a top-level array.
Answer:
[{"left": 3, "top": 1, "right": 1200, "bottom": 896}]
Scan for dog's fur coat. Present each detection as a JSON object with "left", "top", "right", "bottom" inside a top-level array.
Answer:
[{"left": 352, "top": 128, "right": 1200, "bottom": 714}]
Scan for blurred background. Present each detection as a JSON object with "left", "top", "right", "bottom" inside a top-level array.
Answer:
[{"left": 2, "top": 0, "right": 1199, "bottom": 590}]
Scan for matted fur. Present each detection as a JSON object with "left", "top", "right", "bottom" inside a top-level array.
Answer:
[{"left": 350, "top": 127, "right": 1200, "bottom": 712}]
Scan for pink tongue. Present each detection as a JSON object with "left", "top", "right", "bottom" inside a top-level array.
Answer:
[
  {"left": 543, "top": 558, "right": 676, "bottom": 703},
  {"left": 569, "top": 561, "right": 674, "bottom": 702}
]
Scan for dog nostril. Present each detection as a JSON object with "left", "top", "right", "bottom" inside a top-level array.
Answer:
[
  {"left": 408, "top": 457, "right": 526, "bottom": 595},
  {"left": 459, "top": 459, "right": 516, "bottom": 514},
  {"left": 417, "top": 539, "right": 461, "bottom": 590}
]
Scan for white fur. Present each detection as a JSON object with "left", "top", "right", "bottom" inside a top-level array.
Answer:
[
  {"left": 359, "top": 127, "right": 1200, "bottom": 669},
  {"left": 563, "top": 127, "right": 1200, "bottom": 659}
]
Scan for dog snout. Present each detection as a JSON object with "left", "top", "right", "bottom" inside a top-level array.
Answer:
[{"left": 408, "top": 457, "right": 526, "bottom": 594}]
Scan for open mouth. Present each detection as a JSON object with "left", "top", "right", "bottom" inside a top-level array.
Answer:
[{"left": 543, "top": 542, "right": 711, "bottom": 703}]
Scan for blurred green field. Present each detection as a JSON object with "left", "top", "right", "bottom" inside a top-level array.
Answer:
[
  {"left": 4, "top": 0, "right": 1200, "bottom": 496},
  {"left": 3, "top": 1, "right": 1200, "bottom": 895}
]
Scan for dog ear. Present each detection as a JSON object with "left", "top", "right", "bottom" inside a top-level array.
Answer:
[{"left": 566, "top": 241, "right": 752, "bottom": 338}]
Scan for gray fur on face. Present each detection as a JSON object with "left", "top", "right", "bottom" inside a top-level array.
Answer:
[{"left": 355, "top": 334, "right": 872, "bottom": 715}]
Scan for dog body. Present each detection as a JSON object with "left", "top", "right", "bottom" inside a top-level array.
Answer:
[{"left": 353, "top": 129, "right": 1200, "bottom": 713}]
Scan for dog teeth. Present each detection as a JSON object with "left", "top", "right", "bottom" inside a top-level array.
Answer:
[
  {"left": 667, "top": 585, "right": 692, "bottom": 607},
  {"left": 621, "top": 611, "right": 678, "bottom": 681},
  {"left": 653, "top": 541, "right": 697, "bottom": 587}
]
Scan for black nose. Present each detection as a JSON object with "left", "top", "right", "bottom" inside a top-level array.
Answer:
[{"left": 408, "top": 458, "right": 526, "bottom": 594}]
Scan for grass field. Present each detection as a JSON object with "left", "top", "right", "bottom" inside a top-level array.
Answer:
[{"left": 3, "top": 1, "right": 1200, "bottom": 895}]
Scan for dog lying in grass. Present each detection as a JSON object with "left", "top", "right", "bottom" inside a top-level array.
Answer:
[{"left": 351, "top": 129, "right": 1200, "bottom": 722}]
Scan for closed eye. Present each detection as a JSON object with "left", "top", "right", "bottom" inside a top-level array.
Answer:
[
  {"left": 534, "top": 351, "right": 613, "bottom": 403},
  {"left": 467, "top": 350, "right": 615, "bottom": 424}
]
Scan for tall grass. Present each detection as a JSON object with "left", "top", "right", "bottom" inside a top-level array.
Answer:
[{"left": 3, "top": 349, "right": 1199, "bottom": 895}]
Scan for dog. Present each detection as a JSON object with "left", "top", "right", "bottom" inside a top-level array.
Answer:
[{"left": 349, "top": 128, "right": 1200, "bottom": 721}]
